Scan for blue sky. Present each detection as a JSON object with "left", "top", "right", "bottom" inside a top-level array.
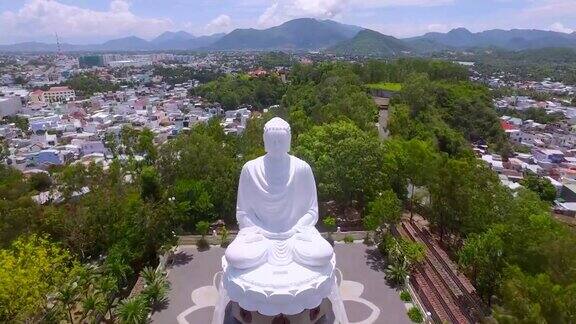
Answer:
[{"left": 0, "top": 0, "right": 575, "bottom": 44}]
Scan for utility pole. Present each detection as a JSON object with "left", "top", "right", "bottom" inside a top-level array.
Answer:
[{"left": 55, "top": 33, "right": 62, "bottom": 57}]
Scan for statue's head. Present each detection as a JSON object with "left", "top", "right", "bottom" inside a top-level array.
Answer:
[{"left": 264, "top": 117, "right": 291, "bottom": 156}]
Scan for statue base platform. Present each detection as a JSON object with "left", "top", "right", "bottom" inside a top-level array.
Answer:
[
  {"left": 228, "top": 299, "right": 335, "bottom": 323},
  {"left": 221, "top": 255, "right": 336, "bottom": 316}
]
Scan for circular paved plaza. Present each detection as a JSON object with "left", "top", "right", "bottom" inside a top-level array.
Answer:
[{"left": 151, "top": 243, "right": 411, "bottom": 324}]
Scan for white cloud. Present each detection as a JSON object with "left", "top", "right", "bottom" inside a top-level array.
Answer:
[
  {"left": 0, "top": 0, "right": 174, "bottom": 44},
  {"left": 550, "top": 22, "right": 574, "bottom": 34},
  {"left": 257, "top": 0, "right": 349, "bottom": 28},
  {"left": 256, "top": 0, "right": 455, "bottom": 28},
  {"left": 364, "top": 22, "right": 459, "bottom": 38},
  {"left": 521, "top": 0, "right": 576, "bottom": 20},
  {"left": 358, "top": 0, "right": 454, "bottom": 7},
  {"left": 426, "top": 24, "right": 451, "bottom": 33},
  {"left": 204, "top": 14, "right": 233, "bottom": 34}
]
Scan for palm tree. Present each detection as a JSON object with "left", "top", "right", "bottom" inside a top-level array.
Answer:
[
  {"left": 55, "top": 282, "right": 80, "bottom": 323},
  {"left": 105, "top": 260, "right": 132, "bottom": 287},
  {"left": 76, "top": 264, "right": 99, "bottom": 299},
  {"left": 81, "top": 293, "right": 107, "bottom": 323},
  {"left": 140, "top": 267, "right": 162, "bottom": 285},
  {"left": 96, "top": 275, "right": 118, "bottom": 318},
  {"left": 116, "top": 296, "right": 150, "bottom": 324},
  {"left": 385, "top": 262, "right": 409, "bottom": 287},
  {"left": 142, "top": 279, "right": 169, "bottom": 311}
]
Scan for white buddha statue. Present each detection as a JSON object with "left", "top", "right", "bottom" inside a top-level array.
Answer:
[
  {"left": 215, "top": 118, "right": 349, "bottom": 322},
  {"left": 225, "top": 117, "right": 334, "bottom": 270}
]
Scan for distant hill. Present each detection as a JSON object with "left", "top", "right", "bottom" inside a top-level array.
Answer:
[
  {"left": 209, "top": 18, "right": 362, "bottom": 51},
  {"left": 405, "top": 28, "right": 576, "bottom": 51},
  {"left": 151, "top": 31, "right": 195, "bottom": 45},
  {"left": 328, "top": 29, "right": 412, "bottom": 57},
  {"left": 150, "top": 32, "right": 224, "bottom": 50},
  {"left": 100, "top": 36, "right": 151, "bottom": 51}
]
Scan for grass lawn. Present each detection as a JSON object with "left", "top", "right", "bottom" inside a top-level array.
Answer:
[{"left": 366, "top": 82, "right": 403, "bottom": 92}]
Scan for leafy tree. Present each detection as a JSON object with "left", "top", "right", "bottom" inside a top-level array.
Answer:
[
  {"left": 383, "top": 139, "right": 437, "bottom": 216},
  {"left": 137, "top": 128, "right": 157, "bottom": 163},
  {"left": 170, "top": 179, "right": 214, "bottom": 232},
  {"left": 458, "top": 226, "right": 506, "bottom": 303},
  {"left": 495, "top": 266, "right": 576, "bottom": 324},
  {"left": 0, "top": 235, "right": 74, "bottom": 322},
  {"left": 157, "top": 130, "right": 239, "bottom": 222},
  {"left": 140, "top": 166, "right": 161, "bottom": 202},
  {"left": 363, "top": 190, "right": 402, "bottom": 236},
  {"left": 104, "top": 132, "right": 119, "bottom": 157},
  {"left": 295, "top": 121, "right": 387, "bottom": 210},
  {"left": 400, "top": 73, "right": 436, "bottom": 117},
  {"left": 120, "top": 125, "right": 141, "bottom": 156},
  {"left": 428, "top": 157, "right": 509, "bottom": 243},
  {"left": 28, "top": 172, "right": 52, "bottom": 192},
  {"left": 521, "top": 173, "right": 557, "bottom": 203},
  {"left": 284, "top": 63, "right": 377, "bottom": 131}
]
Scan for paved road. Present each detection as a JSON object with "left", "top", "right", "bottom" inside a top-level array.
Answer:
[{"left": 151, "top": 243, "right": 411, "bottom": 324}]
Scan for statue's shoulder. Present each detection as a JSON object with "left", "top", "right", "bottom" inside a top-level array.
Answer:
[
  {"left": 289, "top": 155, "right": 312, "bottom": 172},
  {"left": 241, "top": 156, "right": 264, "bottom": 173}
]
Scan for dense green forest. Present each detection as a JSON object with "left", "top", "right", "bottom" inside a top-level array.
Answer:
[
  {"left": 1, "top": 59, "right": 574, "bottom": 322},
  {"left": 192, "top": 74, "right": 286, "bottom": 110},
  {"left": 152, "top": 66, "right": 222, "bottom": 85},
  {"left": 64, "top": 72, "right": 120, "bottom": 97}
]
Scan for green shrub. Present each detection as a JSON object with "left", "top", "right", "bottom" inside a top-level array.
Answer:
[
  {"left": 196, "top": 237, "right": 210, "bottom": 251},
  {"left": 195, "top": 221, "right": 210, "bottom": 237},
  {"left": 343, "top": 235, "right": 354, "bottom": 244},
  {"left": 116, "top": 296, "right": 150, "bottom": 324},
  {"left": 407, "top": 307, "right": 423, "bottom": 323},
  {"left": 400, "top": 290, "right": 412, "bottom": 302},
  {"left": 322, "top": 216, "right": 337, "bottom": 232}
]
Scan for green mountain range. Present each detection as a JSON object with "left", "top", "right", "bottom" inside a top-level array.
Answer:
[
  {"left": 209, "top": 18, "right": 363, "bottom": 51},
  {"left": 328, "top": 29, "right": 412, "bottom": 56},
  {"left": 2, "top": 19, "right": 576, "bottom": 54}
]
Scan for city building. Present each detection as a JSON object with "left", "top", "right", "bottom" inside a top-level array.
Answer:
[{"left": 42, "top": 86, "right": 76, "bottom": 103}]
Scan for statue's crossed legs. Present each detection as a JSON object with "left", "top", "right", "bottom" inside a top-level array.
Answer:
[{"left": 225, "top": 227, "right": 333, "bottom": 270}]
